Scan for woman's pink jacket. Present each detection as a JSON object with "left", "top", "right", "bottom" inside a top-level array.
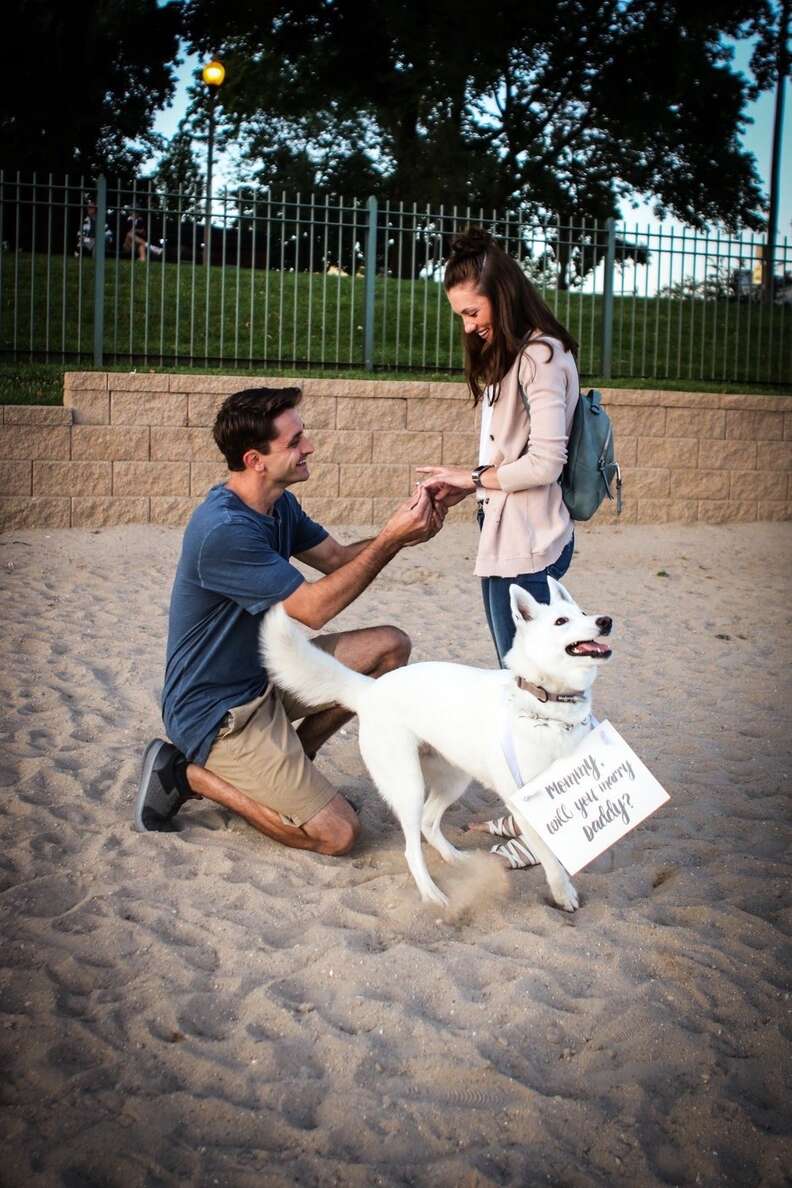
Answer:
[{"left": 476, "top": 336, "right": 580, "bottom": 577}]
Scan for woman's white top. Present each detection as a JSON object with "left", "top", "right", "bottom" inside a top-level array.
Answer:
[{"left": 477, "top": 387, "right": 495, "bottom": 501}]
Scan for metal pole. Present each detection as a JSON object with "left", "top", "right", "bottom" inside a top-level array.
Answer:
[
  {"left": 93, "top": 174, "right": 107, "bottom": 367},
  {"left": 204, "top": 89, "right": 216, "bottom": 268},
  {"left": 363, "top": 194, "right": 378, "bottom": 370},
  {"left": 601, "top": 216, "right": 616, "bottom": 379},
  {"left": 764, "top": 0, "right": 789, "bottom": 302}
]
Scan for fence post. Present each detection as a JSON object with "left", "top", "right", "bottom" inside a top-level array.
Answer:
[
  {"left": 601, "top": 216, "right": 616, "bottom": 379},
  {"left": 364, "top": 195, "right": 378, "bottom": 370},
  {"left": 93, "top": 174, "right": 107, "bottom": 368}
]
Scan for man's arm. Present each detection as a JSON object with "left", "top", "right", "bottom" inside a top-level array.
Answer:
[
  {"left": 295, "top": 535, "right": 373, "bottom": 575},
  {"left": 283, "top": 488, "right": 443, "bottom": 630}
]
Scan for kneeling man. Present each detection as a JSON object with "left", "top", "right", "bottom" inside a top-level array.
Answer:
[{"left": 135, "top": 386, "right": 443, "bottom": 855}]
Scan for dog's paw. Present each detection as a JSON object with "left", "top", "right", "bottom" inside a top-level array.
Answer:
[
  {"left": 420, "top": 882, "right": 449, "bottom": 908},
  {"left": 439, "top": 844, "right": 468, "bottom": 865},
  {"left": 551, "top": 877, "right": 579, "bottom": 913}
]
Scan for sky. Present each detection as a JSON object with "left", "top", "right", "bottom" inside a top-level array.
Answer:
[{"left": 151, "top": 35, "right": 792, "bottom": 247}]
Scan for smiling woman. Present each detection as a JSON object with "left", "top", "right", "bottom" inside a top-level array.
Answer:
[
  {"left": 417, "top": 228, "right": 583, "bottom": 668},
  {"left": 445, "top": 282, "right": 495, "bottom": 343}
]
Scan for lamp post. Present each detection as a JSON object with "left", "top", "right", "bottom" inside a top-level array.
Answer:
[
  {"left": 201, "top": 59, "right": 225, "bottom": 268},
  {"left": 763, "top": 0, "right": 789, "bottom": 303}
]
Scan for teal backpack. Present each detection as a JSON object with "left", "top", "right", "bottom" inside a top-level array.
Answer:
[{"left": 561, "top": 389, "right": 622, "bottom": 521}]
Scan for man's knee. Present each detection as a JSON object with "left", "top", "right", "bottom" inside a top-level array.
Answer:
[
  {"left": 378, "top": 626, "right": 411, "bottom": 673},
  {"left": 304, "top": 793, "right": 361, "bottom": 856},
  {"left": 320, "top": 811, "right": 361, "bottom": 856}
]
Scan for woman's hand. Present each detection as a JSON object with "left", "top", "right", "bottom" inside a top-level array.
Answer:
[
  {"left": 416, "top": 466, "right": 475, "bottom": 491},
  {"left": 415, "top": 467, "right": 475, "bottom": 509}
]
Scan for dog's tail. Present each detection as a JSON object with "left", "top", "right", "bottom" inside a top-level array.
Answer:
[{"left": 260, "top": 602, "right": 373, "bottom": 714}]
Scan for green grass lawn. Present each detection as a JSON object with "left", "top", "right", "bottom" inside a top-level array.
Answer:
[{"left": 1, "top": 252, "right": 790, "bottom": 403}]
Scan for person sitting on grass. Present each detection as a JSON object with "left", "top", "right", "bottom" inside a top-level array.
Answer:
[
  {"left": 124, "top": 209, "right": 163, "bottom": 260},
  {"left": 135, "top": 386, "right": 445, "bottom": 857}
]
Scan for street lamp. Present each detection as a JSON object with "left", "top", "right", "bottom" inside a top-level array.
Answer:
[{"left": 201, "top": 59, "right": 225, "bottom": 267}]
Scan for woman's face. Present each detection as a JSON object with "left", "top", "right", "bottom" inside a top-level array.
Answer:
[{"left": 446, "top": 282, "right": 494, "bottom": 343}]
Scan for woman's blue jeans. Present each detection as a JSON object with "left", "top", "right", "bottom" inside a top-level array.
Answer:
[{"left": 480, "top": 535, "right": 574, "bottom": 667}]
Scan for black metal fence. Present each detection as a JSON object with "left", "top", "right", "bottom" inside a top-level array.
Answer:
[{"left": 2, "top": 171, "right": 790, "bottom": 383}]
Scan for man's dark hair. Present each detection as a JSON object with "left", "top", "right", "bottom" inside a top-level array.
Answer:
[{"left": 213, "top": 387, "right": 302, "bottom": 471}]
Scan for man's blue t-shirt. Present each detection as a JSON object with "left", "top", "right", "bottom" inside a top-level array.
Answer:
[{"left": 162, "top": 484, "right": 327, "bottom": 765}]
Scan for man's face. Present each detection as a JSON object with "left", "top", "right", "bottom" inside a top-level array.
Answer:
[{"left": 256, "top": 407, "right": 314, "bottom": 487}]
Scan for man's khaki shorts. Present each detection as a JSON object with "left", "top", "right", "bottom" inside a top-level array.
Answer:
[{"left": 204, "top": 637, "right": 340, "bottom": 828}]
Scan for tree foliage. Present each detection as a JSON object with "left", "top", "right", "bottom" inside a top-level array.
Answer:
[
  {"left": 742, "top": 0, "right": 791, "bottom": 97},
  {"left": 1, "top": 0, "right": 182, "bottom": 176},
  {"left": 183, "top": 0, "right": 770, "bottom": 230},
  {"left": 152, "top": 120, "right": 204, "bottom": 215}
]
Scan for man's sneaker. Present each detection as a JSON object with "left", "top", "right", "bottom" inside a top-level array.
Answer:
[{"left": 134, "top": 739, "right": 193, "bottom": 832}]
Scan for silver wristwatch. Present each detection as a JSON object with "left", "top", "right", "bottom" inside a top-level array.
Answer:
[{"left": 471, "top": 463, "right": 493, "bottom": 488}]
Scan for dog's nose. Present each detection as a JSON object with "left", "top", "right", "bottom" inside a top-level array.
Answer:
[{"left": 596, "top": 616, "right": 613, "bottom": 636}]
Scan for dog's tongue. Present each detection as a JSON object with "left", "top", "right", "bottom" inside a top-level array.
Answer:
[{"left": 573, "top": 639, "right": 611, "bottom": 656}]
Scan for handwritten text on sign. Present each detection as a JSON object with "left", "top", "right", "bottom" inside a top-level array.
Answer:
[{"left": 506, "top": 719, "right": 669, "bottom": 875}]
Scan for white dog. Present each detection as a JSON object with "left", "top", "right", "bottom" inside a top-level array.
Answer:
[{"left": 260, "top": 579, "right": 613, "bottom": 910}]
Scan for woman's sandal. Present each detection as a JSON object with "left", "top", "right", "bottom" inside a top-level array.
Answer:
[
  {"left": 490, "top": 835, "right": 539, "bottom": 869},
  {"left": 466, "top": 813, "right": 539, "bottom": 869},
  {"left": 479, "top": 814, "right": 521, "bottom": 838}
]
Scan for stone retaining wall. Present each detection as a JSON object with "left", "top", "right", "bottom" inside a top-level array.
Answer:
[{"left": 0, "top": 372, "right": 790, "bottom": 530}]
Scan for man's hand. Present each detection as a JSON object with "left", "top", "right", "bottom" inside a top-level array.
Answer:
[
  {"left": 283, "top": 488, "right": 445, "bottom": 631},
  {"left": 381, "top": 486, "right": 445, "bottom": 549},
  {"left": 418, "top": 478, "right": 471, "bottom": 509}
]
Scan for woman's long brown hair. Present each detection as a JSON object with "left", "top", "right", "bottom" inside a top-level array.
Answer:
[{"left": 444, "top": 227, "right": 578, "bottom": 405}]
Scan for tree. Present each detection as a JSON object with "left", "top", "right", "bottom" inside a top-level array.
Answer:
[
  {"left": 231, "top": 108, "right": 386, "bottom": 198},
  {"left": 1, "top": 0, "right": 182, "bottom": 176},
  {"left": 182, "top": 0, "right": 493, "bottom": 201},
  {"left": 184, "top": 0, "right": 767, "bottom": 232},
  {"left": 476, "top": 1, "right": 771, "bottom": 229},
  {"left": 153, "top": 121, "right": 204, "bottom": 214}
]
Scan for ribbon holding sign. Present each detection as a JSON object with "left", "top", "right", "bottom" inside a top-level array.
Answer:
[{"left": 506, "top": 719, "right": 669, "bottom": 875}]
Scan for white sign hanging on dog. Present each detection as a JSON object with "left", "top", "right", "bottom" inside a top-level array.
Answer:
[{"left": 505, "top": 719, "right": 669, "bottom": 875}]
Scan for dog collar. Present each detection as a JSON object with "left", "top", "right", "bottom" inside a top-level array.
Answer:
[
  {"left": 516, "top": 677, "right": 586, "bottom": 704},
  {"left": 500, "top": 688, "right": 596, "bottom": 789}
]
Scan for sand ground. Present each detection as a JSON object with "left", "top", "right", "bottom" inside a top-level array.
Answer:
[{"left": 0, "top": 519, "right": 790, "bottom": 1188}]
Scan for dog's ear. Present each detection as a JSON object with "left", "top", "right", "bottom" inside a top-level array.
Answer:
[
  {"left": 510, "top": 584, "right": 542, "bottom": 624},
  {"left": 548, "top": 577, "right": 575, "bottom": 605}
]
